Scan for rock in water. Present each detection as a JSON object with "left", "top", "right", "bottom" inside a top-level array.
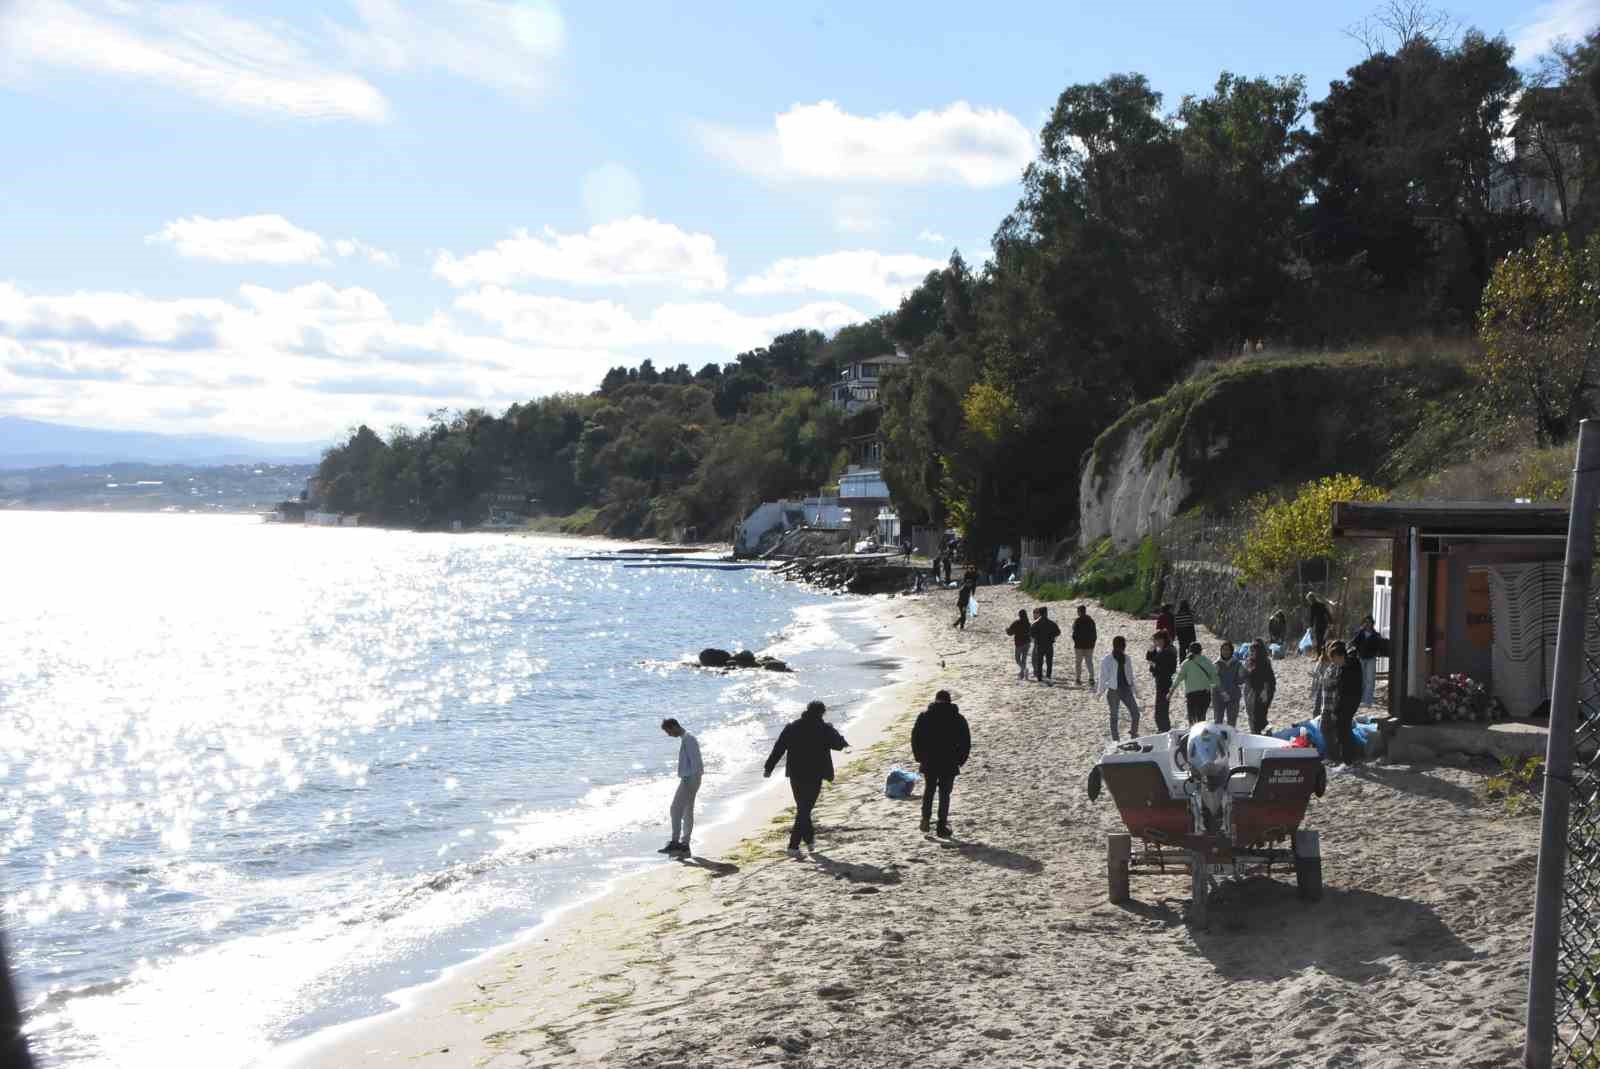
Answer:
[
  {"left": 698, "top": 648, "right": 733, "bottom": 668},
  {"left": 757, "top": 656, "right": 791, "bottom": 673},
  {"left": 732, "top": 649, "right": 758, "bottom": 668}
]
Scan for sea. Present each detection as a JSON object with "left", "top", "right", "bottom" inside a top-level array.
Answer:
[{"left": 0, "top": 512, "right": 894, "bottom": 1068}]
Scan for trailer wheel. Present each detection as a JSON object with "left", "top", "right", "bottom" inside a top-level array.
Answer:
[
  {"left": 1108, "top": 834, "right": 1131, "bottom": 904},
  {"left": 1189, "top": 853, "right": 1210, "bottom": 930},
  {"left": 1294, "top": 829, "right": 1323, "bottom": 903}
]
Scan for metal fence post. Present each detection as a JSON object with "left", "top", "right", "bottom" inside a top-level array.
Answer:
[{"left": 1527, "top": 419, "right": 1600, "bottom": 1068}]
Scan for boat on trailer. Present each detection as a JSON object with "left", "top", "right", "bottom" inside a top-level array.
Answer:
[{"left": 1087, "top": 721, "right": 1327, "bottom": 928}]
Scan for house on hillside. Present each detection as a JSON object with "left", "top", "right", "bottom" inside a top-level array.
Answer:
[
  {"left": 829, "top": 351, "right": 911, "bottom": 414},
  {"left": 1491, "top": 87, "right": 1585, "bottom": 227}
]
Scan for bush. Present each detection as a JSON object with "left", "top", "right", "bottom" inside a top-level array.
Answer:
[{"left": 1233, "top": 474, "right": 1386, "bottom": 584}]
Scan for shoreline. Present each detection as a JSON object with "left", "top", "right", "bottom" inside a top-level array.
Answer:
[
  {"left": 278, "top": 591, "right": 940, "bottom": 1068},
  {"left": 284, "top": 584, "right": 1536, "bottom": 1068}
]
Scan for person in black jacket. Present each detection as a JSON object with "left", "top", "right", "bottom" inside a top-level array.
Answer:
[
  {"left": 1324, "top": 640, "right": 1365, "bottom": 765},
  {"left": 1146, "top": 630, "right": 1178, "bottom": 732},
  {"left": 764, "top": 700, "right": 850, "bottom": 856},
  {"left": 1350, "top": 614, "right": 1384, "bottom": 708},
  {"left": 1174, "top": 600, "right": 1198, "bottom": 655},
  {"left": 953, "top": 579, "right": 975, "bottom": 630},
  {"left": 1071, "top": 605, "right": 1098, "bottom": 686},
  {"left": 1005, "top": 609, "right": 1031, "bottom": 680},
  {"left": 1030, "top": 607, "right": 1061, "bottom": 681},
  {"left": 911, "top": 690, "right": 971, "bottom": 837}
]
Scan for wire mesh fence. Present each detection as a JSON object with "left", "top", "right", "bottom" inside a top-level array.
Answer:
[{"left": 1549, "top": 584, "right": 1600, "bottom": 1065}]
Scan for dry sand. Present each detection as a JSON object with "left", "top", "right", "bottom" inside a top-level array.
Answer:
[{"left": 299, "top": 585, "right": 1537, "bottom": 1068}]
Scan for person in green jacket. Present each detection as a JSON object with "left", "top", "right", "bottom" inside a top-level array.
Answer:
[{"left": 1176, "top": 642, "right": 1220, "bottom": 725}]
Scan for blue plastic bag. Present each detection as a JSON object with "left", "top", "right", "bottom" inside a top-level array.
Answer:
[
  {"left": 884, "top": 767, "right": 919, "bottom": 800},
  {"left": 1297, "top": 628, "right": 1315, "bottom": 654}
]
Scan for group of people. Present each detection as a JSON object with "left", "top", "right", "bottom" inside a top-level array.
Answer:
[
  {"left": 1002, "top": 605, "right": 1098, "bottom": 684},
  {"left": 659, "top": 691, "right": 974, "bottom": 858},
  {"left": 656, "top": 591, "right": 1385, "bottom": 860}
]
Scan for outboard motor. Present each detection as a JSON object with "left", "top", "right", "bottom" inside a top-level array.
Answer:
[{"left": 1185, "top": 722, "right": 1235, "bottom": 836}]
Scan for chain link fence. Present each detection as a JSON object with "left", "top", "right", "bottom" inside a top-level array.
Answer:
[{"left": 1528, "top": 420, "right": 1600, "bottom": 1068}]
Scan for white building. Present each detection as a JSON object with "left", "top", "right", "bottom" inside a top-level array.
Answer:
[{"left": 830, "top": 351, "right": 911, "bottom": 414}]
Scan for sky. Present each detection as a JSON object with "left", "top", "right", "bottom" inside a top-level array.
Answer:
[{"left": 0, "top": 0, "right": 1593, "bottom": 445}]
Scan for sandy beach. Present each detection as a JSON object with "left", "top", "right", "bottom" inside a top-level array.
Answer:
[{"left": 298, "top": 584, "right": 1536, "bottom": 1068}]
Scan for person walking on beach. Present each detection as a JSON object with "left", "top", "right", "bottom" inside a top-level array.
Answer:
[
  {"left": 1213, "top": 641, "right": 1243, "bottom": 726},
  {"left": 659, "top": 719, "right": 703, "bottom": 856},
  {"left": 1177, "top": 642, "right": 1219, "bottom": 724},
  {"left": 1173, "top": 600, "right": 1198, "bottom": 655},
  {"left": 1147, "top": 630, "right": 1177, "bottom": 732},
  {"left": 1098, "top": 636, "right": 1142, "bottom": 741},
  {"left": 1030, "top": 606, "right": 1061, "bottom": 682},
  {"left": 764, "top": 700, "right": 850, "bottom": 857},
  {"left": 911, "top": 689, "right": 971, "bottom": 837},
  {"left": 1351, "top": 614, "right": 1384, "bottom": 707},
  {"left": 1155, "top": 604, "right": 1175, "bottom": 639},
  {"left": 1244, "top": 638, "right": 1277, "bottom": 734},
  {"left": 953, "top": 579, "right": 974, "bottom": 630},
  {"left": 1072, "top": 605, "right": 1098, "bottom": 686},
  {"left": 1006, "top": 609, "right": 1032, "bottom": 680}
]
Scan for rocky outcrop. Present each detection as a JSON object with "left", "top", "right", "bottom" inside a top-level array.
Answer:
[
  {"left": 696, "top": 648, "right": 790, "bottom": 672},
  {"left": 1078, "top": 408, "right": 1189, "bottom": 550},
  {"left": 1078, "top": 355, "right": 1472, "bottom": 550},
  {"left": 774, "top": 553, "right": 921, "bottom": 595}
]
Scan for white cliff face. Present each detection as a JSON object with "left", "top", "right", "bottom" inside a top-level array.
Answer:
[{"left": 1078, "top": 419, "right": 1189, "bottom": 549}]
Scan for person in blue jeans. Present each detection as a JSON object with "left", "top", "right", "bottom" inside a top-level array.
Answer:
[{"left": 1097, "top": 636, "right": 1142, "bottom": 741}]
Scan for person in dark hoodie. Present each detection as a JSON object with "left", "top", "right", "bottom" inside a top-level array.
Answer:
[
  {"left": 953, "top": 578, "right": 975, "bottom": 630},
  {"left": 1030, "top": 606, "right": 1061, "bottom": 682},
  {"left": 1005, "top": 609, "right": 1032, "bottom": 680},
  {"left": 911, "top": 689, "right": 971, "bottom": 837},
  {"left": 1146, "top": 630, "right": 1178, "bottom": 732},
  {"left": 1329, "top": 640, "right": 1366, "bottom": 766},
  {"left": 764, "top": 700, "right": 850, "bottom": 856},
  {"left": 1244, "top": 638, "right": 1277, "bottom": 734}
]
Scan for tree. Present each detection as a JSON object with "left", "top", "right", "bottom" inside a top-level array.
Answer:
[
  {"left": 1476, "top": 234, "right": 1600, "bottom": 445},
  {"left": 1234, "top": 475, "right": 1388, "bottom": 583}
]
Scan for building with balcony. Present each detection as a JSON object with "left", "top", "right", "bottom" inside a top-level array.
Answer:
[{"left": 830, "top": 351, "right": 911, "bottom": 414}]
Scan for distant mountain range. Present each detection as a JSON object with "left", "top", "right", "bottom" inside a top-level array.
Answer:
[{"left": 0, "top": 416, "right": 329, "bottom": 469}]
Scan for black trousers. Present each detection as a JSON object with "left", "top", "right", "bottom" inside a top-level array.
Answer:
[
  {"left": 1033, "top": 643, "right": 1054, "bottom": 679},
  {"left": 1154, "top": 682, "right": 1173, "bottom": 732},
  {"left": 921, "top": 768, "right": 955, "bottom": 827},
  {"left": 1327, "top": 710, "right": 1356, "bottom": 764},
  {"left": 1186, "top": 690, "right": 1211, "bottom": 724},
  {"left": 1176, "top": 627, "right": 1196, "bottom": 654},
  {"left": 789, "top": 777, "right": 823, "bottom": 848}
]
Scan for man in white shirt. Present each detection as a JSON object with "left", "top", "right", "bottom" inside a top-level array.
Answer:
[{"left": 660, "top": 718, "right": 703, "bottom": 856}]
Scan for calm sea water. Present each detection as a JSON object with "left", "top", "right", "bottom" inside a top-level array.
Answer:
[{"left": 0, "top": 512, "right": 889, "bottom": 1068}]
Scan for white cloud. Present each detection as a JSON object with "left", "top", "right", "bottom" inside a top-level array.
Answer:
[
  {"left": 333, "top": 239, "right": 399, "bottom": 268},
  {"left": 0, "top": 280, "right": 623, "bottom": 438},
  {"left": 0, "top": 0, "right": 565, "bottom": 122},
  {"left": 0, "top": 278, "right": 870, "bottom": 439},
  {"left": 0, "top": 0, "right": 390, "bottom": 121},
  {"left": 918, "top": 229, "right": 948, "bottom": 245},
  {"left": 1513, "top": 0, "right": 1600, "bottom": 60},
  {"left": 697, "top": 100, "right": 1034, "bottom": 188},
  {"left": 147, "top": 215, "right": 395, "bottom": 267},
  {"left": 434, "top": 217, "right": 730, "bottom": 291},
  {"left": 329, "top": 0, "right": 565, "bottom": 96},
  {"left": 455, "top": 288, "right": 866, "bottom": 353},
  {"left": 736, "top": 250, "right": 942, "bottom": 308}
]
